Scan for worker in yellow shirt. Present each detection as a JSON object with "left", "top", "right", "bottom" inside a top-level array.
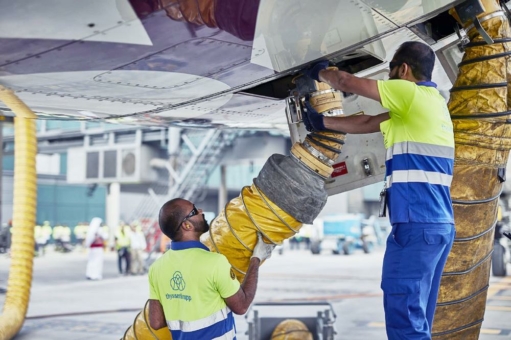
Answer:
[{"left": 115, "top": 223, "right": 131, "bottom": 275}]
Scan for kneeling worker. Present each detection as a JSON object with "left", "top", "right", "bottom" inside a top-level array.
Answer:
[{"left": 148, "top": 198, "right": 275, "bottom": 339}]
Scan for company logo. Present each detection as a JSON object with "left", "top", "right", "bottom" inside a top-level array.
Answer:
[{"left": 170, "top": 271, "right": 186, "bottom": 291}]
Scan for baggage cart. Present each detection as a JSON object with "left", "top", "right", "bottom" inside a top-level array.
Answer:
[{"left": 245, "top": 301, "right": 336, "bottom": 340}]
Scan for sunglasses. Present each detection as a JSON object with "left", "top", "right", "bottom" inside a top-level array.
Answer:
[{"left": 174, "top": 205, "right": 200, "bottom": 235}]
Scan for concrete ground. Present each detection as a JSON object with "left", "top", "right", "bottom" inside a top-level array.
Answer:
[{"left": 0, "top": 244, "right": 510, "bottom": 340}]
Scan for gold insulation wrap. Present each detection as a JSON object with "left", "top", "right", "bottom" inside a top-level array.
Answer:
[
  {"left": 202, "top": 184, "right": 302, "bottom": 282},
  {"left": 122, "top": 301, "right": 172, "bottom": 340},
  {"left": 0, "top": 86, "right": 37, "bottom": 340},
  {"left": 434, "top": 2, "right": 511, "bottom": 338}
]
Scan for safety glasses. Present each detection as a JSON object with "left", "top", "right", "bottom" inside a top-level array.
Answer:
[
  {"left": 174, "top": 204, "right": 200, "bottom": 235},
  {"left": 182, "top": 205, "right": 199, "bottom": 223}
]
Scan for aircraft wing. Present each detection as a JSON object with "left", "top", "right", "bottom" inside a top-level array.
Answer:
[{"left": 0, "top": 0, "right": 463, "bottom": 130}]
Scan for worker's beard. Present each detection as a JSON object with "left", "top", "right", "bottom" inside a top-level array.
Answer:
[{"left": 196, "top": 215, "right": 210, "bottom": 234}]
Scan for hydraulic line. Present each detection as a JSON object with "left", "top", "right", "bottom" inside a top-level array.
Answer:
[
  {"left": 123, "top": 73, "right": 347, "bottom": 337},
  {"left": 432, "top": 1, "right": 511, "bottom": 339},
  {"left": 0, "top": 86, "right": 38, "bottom": 340}
]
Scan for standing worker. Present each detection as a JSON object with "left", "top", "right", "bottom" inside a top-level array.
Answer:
[
  {"left": 34, "top": 224, "right": 42, "bottom": 256},
  {"left": 53, "top": 224, "right": 63, "bottom": 252},
  {"left": 302, "top": 41, "right": 455, "bottom": 339},
  {"left": 85, "top": 217, "right": 106, "bottom": 280},
  {"left": 74, "top": 222, "right": 88, "bottom": 249},
  {"left": 129, "top": 223, "right": 147, "bottom": 275},
  {"left": 147, "top": 198, "right": 275, "bottom": 339},
  {"left": 61, "top": 224, "right": 72, "bottom": 252},
  {"left": 115, "top": 222, "right": 131, "bottom": 275},
  {"left": 41, "top": 221, "right": 53, "bottom": 252}
]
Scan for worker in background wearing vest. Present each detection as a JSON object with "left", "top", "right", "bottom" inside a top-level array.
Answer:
[
  {"left": 41, "top": 221, "right": 53, "bottom": 247},
  {"left": 74, "top": 222, "right": 88, "bottom": 249},
  {"left": 115, "top": 222, "right": 132, "bottom": 275},
  {"left": 302, "top": 41, "right": 455, "bottom": 339},
  {"left": 53, "top": 224, "right": 63, "bottom": 251},
  {"left": 129, "top": 222, "right": 147, "bottom": 275},
  {"left": 148, "top": 198, "right": 275, "bottom": 339},
  {"left": 61, "top": 225, "right": 72, "bottom": 248},
  {"left": 34, "top": 224, "right": 42, "bottom": 256}
]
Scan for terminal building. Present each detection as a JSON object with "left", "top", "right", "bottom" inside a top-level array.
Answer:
[{"left": 0, "top": 119, "right": 382, "bottom": 241}]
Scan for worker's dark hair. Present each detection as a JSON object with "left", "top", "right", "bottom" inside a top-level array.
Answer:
[
  {"left": 159, "top": 198, "right": 187, "bottom": 241},
  {"left": 393, "top": 41, "right": 435, "bottom": 81}
]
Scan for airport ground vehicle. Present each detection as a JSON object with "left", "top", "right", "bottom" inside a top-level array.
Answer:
[
  {"left": 310, "top": 214, "right": 380, "bottom": 255},
  {"left": 245, "top": 302, "right": 337, "bottom": 340}
]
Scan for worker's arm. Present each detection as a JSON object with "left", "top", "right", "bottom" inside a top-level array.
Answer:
[
  {"left": 148, "top": 299, "right": 167, "bottom": 330},
  {"left": 302, "top": 61, "right": 381, "bottom": 102},
  {"left": 318, "top": 69, "right": 381, "bottom": 103},
  {"left": 225, "top": 233, "right": 275, "bottom": 314},
  {"left": 324, "top": 112, "right": 390, "bottom": 134},
  {"left": 224, "top": 257, "right": 261, "bottom": 315},
  {"left": 302, "top": 99, "right": 389, "bottom": 134}
]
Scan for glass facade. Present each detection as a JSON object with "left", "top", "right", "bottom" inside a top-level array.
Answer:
[{"left": 37, "top": 183, "right": 106, "bottom": 242}]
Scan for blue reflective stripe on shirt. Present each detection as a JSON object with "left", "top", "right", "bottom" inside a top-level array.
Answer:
[
  {"left": 170, "top": 311, "right": 236, "bottom": 340},
  {"left": 386, "top": 154, "right": 454, "bottom": 175}
]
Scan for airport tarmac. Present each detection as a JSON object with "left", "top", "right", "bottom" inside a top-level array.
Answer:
[{"left": 0, "top": 244, "right": 510, "bottom": 339}]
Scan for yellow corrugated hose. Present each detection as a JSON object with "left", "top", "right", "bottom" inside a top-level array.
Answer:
[
  {"left": 433, "top": 1, "right": 511, "bottom": 338},
  {"left": 0, "top": 86, "right": 37, "bottom": 340},
  {"left": 123, "top": 77, "right": 346, "bottom": 338}
]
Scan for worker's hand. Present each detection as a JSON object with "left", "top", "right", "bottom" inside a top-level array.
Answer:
[
  {"left": 302, "top": 60, "right": 329, "bottom": 82},
  {"left": 302, "top": 99, "right": 326, "bottom": 132},
  {"left": 251, "top": 233, "right": 276, "bottom": 261}
]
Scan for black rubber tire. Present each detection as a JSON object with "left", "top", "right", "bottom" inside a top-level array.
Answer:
[
  {"left": 492, "top": 242, "right": 507, "bottom": 277},
  {"left": 362, "top": 240, "right": 374, "bottom": 254},
  {"left": 343, "top": 242, "right": 355, "bottom": 255},
  {"left": 311, "top": 242, "right": 321, "bottom": 255}
]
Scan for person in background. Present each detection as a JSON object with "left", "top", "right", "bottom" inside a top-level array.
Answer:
[
  {"left": 53, "top": 224, "right": 63, "bottom": 251},
  {"left": 130, "top": 223, "right": 147, "bottom": 275},
  {"left": 61, "top": 224, "right": 72, "bottom": 251},
  {"left": 85, "top": 217, "right": 106, "bottom": 280},
  {"left": 41, "top": 221, "right": 53, "bottom": 252},
  {"left": 74, "top": 222, "right": 88, "bottom": 249},
  {"left": 34, "top": 223, "right": 50, "bottom": 256},
  {"left": 115, "top": 222, "right": 132, "bottom": 275}
]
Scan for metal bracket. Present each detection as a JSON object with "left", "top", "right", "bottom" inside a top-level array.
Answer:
[
  {"left": 285, "top": 95, "right": 302, "bottom": 124},
  {"left": 454, "top": 24, "right": 470, "bottom": 52}
]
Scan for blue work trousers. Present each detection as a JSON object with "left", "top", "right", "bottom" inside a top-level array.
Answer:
[{"left": 381, "top": 223, "right": 455, "bottom": 340}]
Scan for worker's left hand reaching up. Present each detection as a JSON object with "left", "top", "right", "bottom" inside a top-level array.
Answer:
[
  {"left": 251, "top": 232, "right": 276, "bottom": 261},
  {"left": 225, "top": 233, "right": 276, "bottom": 314}
]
